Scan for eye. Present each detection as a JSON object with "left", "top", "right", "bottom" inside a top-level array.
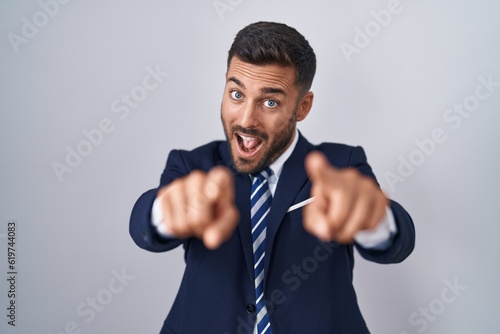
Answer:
[
  {"left": 230, "top": 91, "right": 243, "bottom": 100},
  {"left": 264, "top": 99, "right": 279, "bottom": 108}
]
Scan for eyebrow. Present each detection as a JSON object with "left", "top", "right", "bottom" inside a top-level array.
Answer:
[{"left": 227, "top": 76, "right": 287, "bottom": 96}]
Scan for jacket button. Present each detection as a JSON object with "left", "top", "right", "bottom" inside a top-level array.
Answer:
[{"left": 246, "top": 304, "right": 256, "bottom": 314}]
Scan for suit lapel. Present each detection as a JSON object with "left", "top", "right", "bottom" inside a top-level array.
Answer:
[
  {"left": 234, "top": 173, "right": 255, "bottom": 283},
  {"left": 264, "top": 134, "right": 313, "bottom": 284}
]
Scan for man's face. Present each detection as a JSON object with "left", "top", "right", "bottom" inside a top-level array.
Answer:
[{"left": 221, "top": 57, "right": 312, "bottom": 174}]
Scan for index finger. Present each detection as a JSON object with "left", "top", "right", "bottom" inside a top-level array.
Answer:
[
  {"left": 305, "top": 151, "right": 334, "bottom": 182},
  {"left": 204, "top": 166, "right": 234, "bottom": 203}
]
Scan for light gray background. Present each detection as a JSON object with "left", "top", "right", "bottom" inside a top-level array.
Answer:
[{"left": 1, "top": 0, "right": 499, "bottom": 333}]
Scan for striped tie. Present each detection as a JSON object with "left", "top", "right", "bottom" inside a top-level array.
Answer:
[{"left": 251, "top": 168, "right": 273, "bottom": 334}]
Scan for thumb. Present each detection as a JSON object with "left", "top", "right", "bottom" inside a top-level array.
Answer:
[{"left": 305, "top": 151, "right": 332, "bottom": 181}]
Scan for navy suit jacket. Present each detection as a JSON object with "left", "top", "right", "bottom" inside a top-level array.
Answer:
[{"left": 130, "top": 134, "right": 415, "bottom": 334}]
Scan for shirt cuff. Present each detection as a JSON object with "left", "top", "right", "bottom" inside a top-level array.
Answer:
[
  {"left": 354, "top": 206, "right": 397, "bottom": 250},
  {"left": 151, "top": 196, "right": 174, "bottom": 237}
]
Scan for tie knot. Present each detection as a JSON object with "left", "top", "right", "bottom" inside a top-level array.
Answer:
[{"left": 254, "top": 168, "right": 272, "bottom": 182}]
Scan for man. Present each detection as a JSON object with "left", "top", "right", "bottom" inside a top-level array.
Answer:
[{"left": 130, "top": 21, "right": 415, "bottom": 334}]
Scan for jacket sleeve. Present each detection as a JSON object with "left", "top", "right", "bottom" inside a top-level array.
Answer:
[
  {"left": 348, "top": 146, "right": 416, "bottom": 264},
  {"left": 129, "top": 150, "right": 187, "bottom": 253}
]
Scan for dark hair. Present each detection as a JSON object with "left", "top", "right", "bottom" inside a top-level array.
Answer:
[{"left": 227, "top": 21, "right": 316, "bottom": 95}]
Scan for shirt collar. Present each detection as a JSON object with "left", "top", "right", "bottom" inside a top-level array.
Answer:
[{"left": 268, "top": 128, "right": 299, "bottom": 181}]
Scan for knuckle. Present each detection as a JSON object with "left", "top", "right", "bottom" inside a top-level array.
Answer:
[
  {"left": 163, "top": 181, "right": 181, "bottom": 199},
  {"left": 190, "top": 193, "right": 207, "bottom": 210},
  {"left": 343, "top": 168, "right": 359, "bottom": 179},
  {"left": 329, "top": 209, "right": 345, "bottom": 224},
  {"left": 169, "top": 222, "right": 186, "bottom": 238},
  {"left": 187, "top": 209, "right": 205, "bottom": 227},
  {"left": 360, "top": 178, "right": 375, "bottom": 191},
  {"left": 187, "top": 170, "right": 206, "bottom": 186},
  {"left": 190, "top": 169, "right": 205, "bottom": 178}
]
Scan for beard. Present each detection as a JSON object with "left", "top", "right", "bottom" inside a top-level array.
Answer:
[{"left": 221, "top": 110, "right": 297, "bottom": 175}]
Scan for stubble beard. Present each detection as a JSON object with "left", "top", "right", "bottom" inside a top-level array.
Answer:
[{"left": 221, "top": 111, "right": 297, "bottom": 175}]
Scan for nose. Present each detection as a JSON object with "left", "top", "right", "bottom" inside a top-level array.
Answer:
[{"left": 239, "top": 102, "right": 259, "bottom": 129}]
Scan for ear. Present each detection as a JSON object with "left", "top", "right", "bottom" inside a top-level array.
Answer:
[{"left": 296, "top": 91, "right": 314, "bottom": 122}]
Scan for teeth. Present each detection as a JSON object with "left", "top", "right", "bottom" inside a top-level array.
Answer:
[{"left": 239, "top": 134, "right": 255, "bottom": 142}]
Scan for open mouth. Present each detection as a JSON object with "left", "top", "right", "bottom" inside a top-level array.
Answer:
[{"left": 236, "top": 133, "right": 263, "bottom": 156}]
